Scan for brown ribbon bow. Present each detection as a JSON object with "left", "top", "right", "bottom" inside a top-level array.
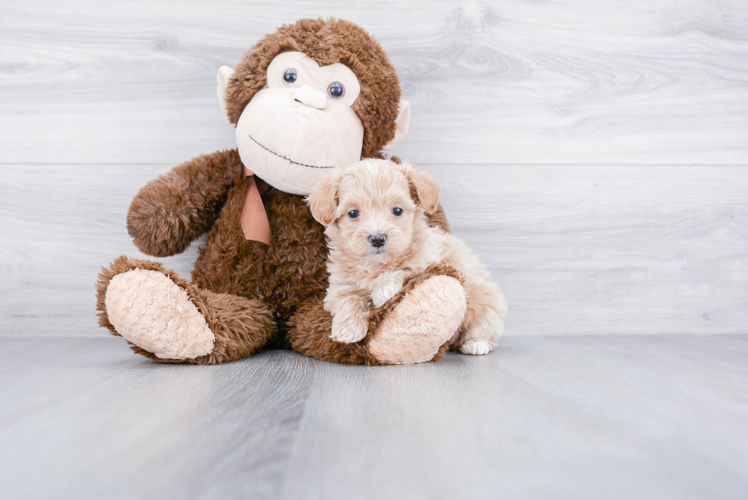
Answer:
[{"left": 240, "top": 166, "right": 272, "bottom": 246}]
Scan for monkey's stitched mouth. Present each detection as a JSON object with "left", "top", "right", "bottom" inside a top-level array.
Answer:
[{"left": 247, "top": 134, "right": 337, "bottom": 169}]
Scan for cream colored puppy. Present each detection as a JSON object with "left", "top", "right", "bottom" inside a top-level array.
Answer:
[{"left": 307, "top": 158, "right": 507, "bottom": 355}]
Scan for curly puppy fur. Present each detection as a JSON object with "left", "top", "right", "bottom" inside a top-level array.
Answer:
[{"left": 308, "top": 159, "right": 507, "bottom": 354}]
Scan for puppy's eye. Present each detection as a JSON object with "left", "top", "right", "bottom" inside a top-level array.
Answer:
[
  {"left": 283, "top": 68, "right": 298, "bottom": 85},
  {"left": 392, "top": 207, "right": 404, "bottom": 216},
  {"left": 348, "top": 210, "right": 360, "bottom": 219},
  {"left": 328, "top": 82, "right": 345, "bottom": 98}
]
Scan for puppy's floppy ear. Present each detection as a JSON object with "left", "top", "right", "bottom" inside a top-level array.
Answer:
[
  {"left": 307, "top": 170, "right": 343, "bottom": 226},
  {"left": 402, "top": 162, "right": 441, "bottom": 215}
]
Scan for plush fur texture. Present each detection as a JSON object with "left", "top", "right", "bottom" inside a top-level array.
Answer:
[
  {"left": 96, "top": 151, "right": 455, "bottom": 363},
  {"left": 127, "top": 150, "right": 242, "bottom": 258},
  {"left": 95, "top": 19, "right": 466, "bottom": 365},
  {"left": 308, "top": 159, "right": 507, "bottom": 354}
]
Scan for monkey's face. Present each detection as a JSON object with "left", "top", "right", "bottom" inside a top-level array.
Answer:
[
  {"left": 218, "top": 19, "right": 412, "bottom": 197},
  {"left": 225, "top": 52, "right": 365, "bottom": 196}
]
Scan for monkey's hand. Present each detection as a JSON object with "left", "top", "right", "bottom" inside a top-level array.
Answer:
[
  {"left": 127, "top": 149, "right": 242, "bottom": 257},
  {"left": 371, "top": 270, "right": 405, "bottom": 307}
]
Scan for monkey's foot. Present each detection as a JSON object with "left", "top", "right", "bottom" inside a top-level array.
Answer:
[
  {"left": 104, "top": 269, "right": 215, "bottom": 360},
  {"left": 367, "top": 275, "right": 467, "bottom": 364}
]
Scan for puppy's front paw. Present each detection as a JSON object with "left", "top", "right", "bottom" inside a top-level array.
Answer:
[
  {"left": 371, "top": 274, "right": 404, "bottom": 307},
  {"left": 460, "top": 339, "right": 493, "bottom": 356},
  {"left": 330, "top": 312, "right": 369, "bottom": 344}
]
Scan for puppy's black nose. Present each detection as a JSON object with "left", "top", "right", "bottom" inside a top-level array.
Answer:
[{"left": 369, "top": 234, "right": 387, "bottom": 248}]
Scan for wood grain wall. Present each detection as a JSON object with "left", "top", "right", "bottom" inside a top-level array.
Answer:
[{"left": 1, "top": 0, "right": 746, "bottom": 336}]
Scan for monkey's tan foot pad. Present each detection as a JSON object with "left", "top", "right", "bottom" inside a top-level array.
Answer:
[
  {"left": 367, "top": 275, "right": 467, "bottom": 365},
  {"left": 104, "top": 269, "right": 215, "bottom": 360}
]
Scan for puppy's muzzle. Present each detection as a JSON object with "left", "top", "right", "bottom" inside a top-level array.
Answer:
[{"left": 368, "top": 233, "right": 387, "bottom": 248}]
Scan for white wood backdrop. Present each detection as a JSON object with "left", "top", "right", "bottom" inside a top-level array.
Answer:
[{"left": 1, "top": 0, "right": 747, "bottom": 336}]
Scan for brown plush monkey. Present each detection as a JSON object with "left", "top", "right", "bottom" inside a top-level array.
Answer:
[{"left": 96, "top": 18, "right": 468, "bottom": 365}]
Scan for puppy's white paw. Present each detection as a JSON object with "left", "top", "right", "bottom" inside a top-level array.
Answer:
[
  {"left": 330, "top": 312, "right": 369, "bottom": 344},
  {"left": 371, "top": 273, "right": 404, "bottom": 307},
  {"left": 460, "top": 339, "right": 493, "bottom": 356}
]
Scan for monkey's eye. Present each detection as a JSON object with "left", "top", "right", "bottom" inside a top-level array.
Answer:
[
  {"left": 283, "top": 68, "right": 298, "bottom": 85},
  {"left": 392, "top": 207, "right": 404, "bottom": 216},
  {"left": 327, "top": 82, "right": 345, "bottom": 99},
  {"left": 348, "top": 210, "right": 360, "bottom": 219}
]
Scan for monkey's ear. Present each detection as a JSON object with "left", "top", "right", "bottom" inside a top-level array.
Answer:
[
  {"left": 406, "top": 166, "right": 441, "bottom": 215},
  {"left": 307, "top": 171, "right": 343, "bottom": 227},
  {"left": 382, "top": 100, "right": 411, "bottom": 150},
  {"left": 217, "top": 66, "right": 235, "bottom": 113}
]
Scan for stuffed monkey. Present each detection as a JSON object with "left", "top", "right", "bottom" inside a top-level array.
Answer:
[{"left": 96, "top": 18, "right": 468, "bottom": 365}]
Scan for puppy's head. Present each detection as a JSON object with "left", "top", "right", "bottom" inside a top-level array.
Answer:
[{"left": 307, "top": 158, "right": 440, "bottom": 263}]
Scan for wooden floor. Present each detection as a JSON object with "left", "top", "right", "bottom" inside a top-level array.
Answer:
[{"left": 1, "top": 335, "right": 746, "bottom": 500}]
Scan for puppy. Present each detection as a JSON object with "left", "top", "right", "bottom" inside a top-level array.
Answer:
[{"left": 307, "top": 159, "right": 507, "bottom": 355}]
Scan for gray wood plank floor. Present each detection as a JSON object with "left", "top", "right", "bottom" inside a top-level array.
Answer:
[{"left": 1, "top": 335, "right": 746, "bottom": 500}]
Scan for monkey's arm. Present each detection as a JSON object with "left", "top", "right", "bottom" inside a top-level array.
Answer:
[{"left": 127, "top": 149, "right": 243, "bottom": 257}]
